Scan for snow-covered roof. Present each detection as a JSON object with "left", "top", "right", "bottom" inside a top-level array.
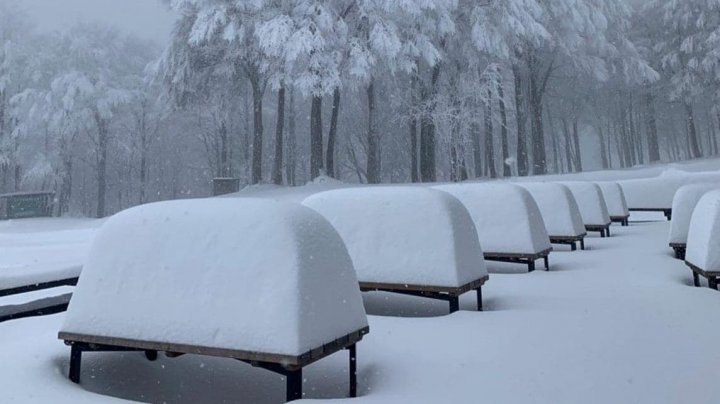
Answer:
[
  {"left": 61, "top": 199, "right": 368, "bottom": 357},
  {"left": 302, "top": 187, "right": 487, "bottom": 288},
  {"left": 686, "top": 190, "right": 720, "bottom": 271},
  {"left": 595, "top": 182, "right": 629, "bottom": 218},
  {"left": 516, "top": 182, "right": 586, "bottom": 238},
  {"left": 558, "top": 182, "right": 611, "bottom": 226},
  {"left": 669, "top": 184, "right": 720, "bottom": 245},
  {"left": 434, "top": 183, "right": 551, "bottom": 255}
]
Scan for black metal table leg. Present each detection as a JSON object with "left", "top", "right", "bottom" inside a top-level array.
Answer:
[
  {"left": 449, "top": 296, "right": 460, "bottom": 313},
  {"left": 476, "top": 288, "right": 483, "bottom": 311},
  {"left": 544, "top": 256, "right": 549, "bottom": 271},
  {"left": 693, "top": 272, "right": 700, "bottom": 287},
  {"left": 528, "top": 261, "right": 535, "bottom": 272},
  {"left": 349, "top": 344, "right": 357, "bottom": 397},
  {"left": 286, "top": 368, "right": 303, "bottom": 402},
  {"left": 69, "top": 344, "right": 83, "bottom": 384}
]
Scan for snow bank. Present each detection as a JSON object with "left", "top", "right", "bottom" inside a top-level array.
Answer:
[
  {"left": 595, "top": 182, "right": 629, "bottom": 219},
  {"left": 0, "top": 218, "right": 100, "bottom": 290},
  {"left": 302, "top": 187, "right": 487, "bottom": 288},
  {"left": 516, "top": 183, "right": 586, "bottom": 239},
  {"left": 61, "top": 199, "right": 368, "bottom": 357},
  {"left": 669, "top": 184, "right": 720, "bottom": 245},
  {"left": 559, "top": 182, "right": 611, "bottom": 226},
  {"left": 685, "top": 190, "right": 720, "bottom": 271},
  {"left": 434, "top": 183, "right": 551, "bottom": 255}
]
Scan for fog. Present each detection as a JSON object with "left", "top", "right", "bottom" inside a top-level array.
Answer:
[{"left": 16, "top": 0, "right": 175, "bottom": 42}]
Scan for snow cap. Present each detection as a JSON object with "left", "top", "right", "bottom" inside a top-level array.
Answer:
[
  {"left": 303, "top": 187, "right": 487, "bottom": 288},
  {"left": 61, "top": 198, "right": 368, "bottom": 357}
]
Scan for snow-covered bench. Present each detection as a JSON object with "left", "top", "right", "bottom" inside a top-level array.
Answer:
[
  {"left": 434, "top": 183, "right": 553, "bottom": 272},
  {"left": 516, "top": 183, "right": 587, "bottom": 251},
  {"left": 58, "top": 199, "right": 369, "bottom": 402},
  {"left": 303, "top": 187, "right": 489, "bottom": 312},
  {"left": 685, "top": 190, "right": 720, "bottom": 289},
  {"left": 618, "top": 177, "right": 683, "bottom": 220},
  {"left": 596, "top": 182, "right": 630, "bottom": 226},
  {"left": 669, "top": 184, "right": 719, "bottom": 259},
  {"left": 559, "top": 182, "right": 612, "bottom": 237}
]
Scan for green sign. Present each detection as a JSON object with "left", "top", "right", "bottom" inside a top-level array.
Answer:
[{"left": 6, "top": 194, "right": 53, "bottom": 219}]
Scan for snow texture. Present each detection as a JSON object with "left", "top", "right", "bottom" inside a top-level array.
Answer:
[
  {"left": 596, "top": 182, "right": 630, "bottom": 218},
  {"left": 434, "top": 183, "right": 551, "bottom": 255},
  {"left": 302, "top": 187, "right": 487, "bottom": 288},
  {"left": 0, "top": 218, "right": 100, "bottom": 290},
  {"left": 619, "top": 172, "right": 720, "bottom": 210},
  {"left": 685, "top": 190, "right": 720, "bottom": 271},
  {"left": 559, "top": 182, "right": 611, "bottom": 226},
  {"left": 516, "top": 182, "right": 587, "bottom": 238},
  {"left": 669, "top": 183, "right": 720, "bottom": 245},
  {"left": 61, "top": 198, "right": 368, "bottom": 357}
]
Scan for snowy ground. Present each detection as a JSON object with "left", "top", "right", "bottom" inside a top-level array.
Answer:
[{"left": 1, "top": 212, "right": 719, "bottom": 403}]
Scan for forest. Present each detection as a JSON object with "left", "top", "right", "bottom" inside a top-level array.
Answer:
[{"left": 1, "top": 0, "right": 719, "bottom": 218}]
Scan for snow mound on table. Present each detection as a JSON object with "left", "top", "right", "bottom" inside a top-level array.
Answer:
[
  {"left": 595, "top": 182, "right": 629, "bottom": 218},
  {"left": 686, "top": 190, "right": 720, "bottom": 271},
  {"left": 61, "top": 198, "right": 368, "bottom": 357},
  {"left": 619, "top": 172, "right": 720, "bottom": 210},
  {"left": 559, "top": 182, "right": 611, "bottom": 226},
  {"left": 669, "top": 184, "right": 720, "bottom": 245},
  {"left": 302, "top": 187, "right": 487, "bottom": 288},
  {"left": 516, "top": 183, "right": 586, "bottom": 238},
  {"left": 434, "top": 183, "right": 551, "bottom": 255}
]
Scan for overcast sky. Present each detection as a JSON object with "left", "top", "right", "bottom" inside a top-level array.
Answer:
[{"left": 17, "top": 0, "right": 177, "bottom": 43}]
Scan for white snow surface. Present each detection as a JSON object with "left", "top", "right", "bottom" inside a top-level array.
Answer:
[
  {"left": 302, "top": 187, "right": 488, "bottom": 288},
  {"left": 669, "top": 183, "right": 720, "bottom": 245},
  {"left": 595, "top": 182, "right": 629, "bottom": 218},
  {"left": 61, "top": 198, "right": 368, "bottom": 357},
  {"left": 619, "top": 172, "right": 720, "bottom": 210},
  {"left": 0, "top": 218, "right": 101, "bottom": 290},
  {"left": 685, "top": 190, "right": 720, "bottom": 271},
  {"left": 2, "top": 220, "right": 720, "bottom": 403},
  {"left": 434, "top": 183, "right": 551, "bottom": 255},
  {"left": 558, "top": 182, "right": 611, "bottom": 226},
  {"left": 515, "top": 182, "right": 586, "bottom": 239}
]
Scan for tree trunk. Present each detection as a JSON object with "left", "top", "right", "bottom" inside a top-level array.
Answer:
[
  {"left": 598, "top": 124, "right": 609, "bottom": 169},
  {"left": 286, "top": 87, "right": 296, "bottom": 185},
  {"left": 686, "top": 102, "right": 702, "bottom": 159},
  {"left": 513, "top": 64, "right": 529, "bottom": 176},
  {"left": 484, "top": 89, "right": 497, "bottom": 178},
  {"left": 366, "top": 78, "right": 380, "bottom": 183},
  {"left": 310, "top": 95, "right": 324, "bottom": 179},
  {"left": 272, "top": 86, "right": 285, "bottom": 185},
  {"left": 472, "top": 120, "right": 482, "bottom": 178},
  {"left": 645, "top": 89, "right": 660, "bottom": 162},
  {"left": 326, "top": 87, "right": 340, "bottom": 179},
  {"left": 562, "top": 118, "right": 574, "bottom": 172},
  {"left": 251, "top": 80, "right": 264, "bottom": 184},
  {"left": 497, "top": 78, "right": 510, "bottom": 177},
  {"left": 410, "top": 75, "right": 419, "bottom": 183},
  {"left": 529, "top": 69, "right": 547, "bottom": 175},
  {"left": 572, "top": 118, "right": 582, "bottom": 172},
  {"left": 95, "top": 115, "right": 108, "bottom": 218},
  {"left": 60, "top": 155, "right": 73, "bottom": 215},
  {"left": 420, "top": 64, "right": 441, "bottom": 182}
]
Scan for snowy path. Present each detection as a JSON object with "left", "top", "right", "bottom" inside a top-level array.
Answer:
[{"left": 1, "top": 219, "right": 719, "bottom": 403}]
